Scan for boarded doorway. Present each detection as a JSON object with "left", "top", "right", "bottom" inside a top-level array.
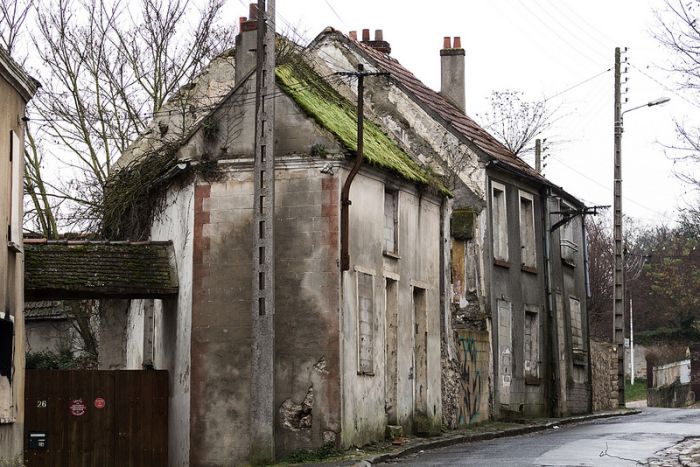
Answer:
[{"left": 24, "top": 370, "right": 168, "bottom": 467}]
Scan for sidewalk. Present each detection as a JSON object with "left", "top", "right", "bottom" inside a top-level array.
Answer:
[{"left": 287, "top": 409, "right": 641, "bottom": 466}]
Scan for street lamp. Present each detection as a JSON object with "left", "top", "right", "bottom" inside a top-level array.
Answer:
[{"left": 613, "top": 47, "right": 670, "bottom": 409}]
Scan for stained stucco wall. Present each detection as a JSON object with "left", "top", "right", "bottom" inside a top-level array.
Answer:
[
  {"left": 340, "top": 168, "right": 443, "bottom": 445},
  {"left": 0, "top": 72, "right": 26, "bottom": 461},
  {"left": 151, "top": 181, "right": 194, "bottom": 467},
  {"left": 188, "top": 161, "right": 342, "bottom": 464}
]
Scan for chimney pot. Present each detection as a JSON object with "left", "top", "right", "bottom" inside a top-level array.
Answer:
[
  {"left": 375, "top": 29, "right": 383, "bottom": 41},
  {"left": 453, "top": 36, "right": 462, "bottom": 49},
  {"left": 443, "top": 36, "right": 451, "bottom": 49},
  {"left": 249, "top": 3, "right": 258, "bottom": 19},
  {"left": 362, "top": 29, "right": 370, "bottom": 41},
  {"left": 440, "top": 39, "right": 466, "bottom": 113},
  {"left": 349, "top": 30, "right": 357, "bottom": 40}
]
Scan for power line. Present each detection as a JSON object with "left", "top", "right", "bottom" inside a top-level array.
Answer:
[
  {"left": 630, "top": 63, "right": 700, "bottom": 110},
  {"left": 545, "top": 67, "right": 612, "bottom": 101},
  {"left": 323, "top": 0, "right": 348, "bottom": 29}
]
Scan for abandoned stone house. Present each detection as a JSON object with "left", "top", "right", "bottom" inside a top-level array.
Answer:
[
  {"left": 99, "top": 13, "right": 451, "bottom": 466},
  {"left": 17, "top": 13, "right": 592, "bottom": 466},
  {"left": 305, "top": 28, "right": 592, "bottom": 421},
  {"left": 0, "top": 47, "right": 38, "bottom": 459}
]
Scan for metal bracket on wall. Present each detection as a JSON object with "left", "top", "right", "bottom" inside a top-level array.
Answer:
[{"left": 550, "top": 205, "right": 608, "bottom": 232}]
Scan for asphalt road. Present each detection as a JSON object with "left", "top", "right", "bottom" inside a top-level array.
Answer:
[{"left": 379, "top": 408, "right": 700, "bottom": 466}]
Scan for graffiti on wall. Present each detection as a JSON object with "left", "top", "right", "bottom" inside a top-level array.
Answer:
[{"left": 457, "top": 333, "right": 485, "bottom": 425}]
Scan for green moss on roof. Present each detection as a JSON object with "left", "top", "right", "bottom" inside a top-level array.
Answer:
[{"left": 276, "top": 62, "right": 448, "bottom": 195}]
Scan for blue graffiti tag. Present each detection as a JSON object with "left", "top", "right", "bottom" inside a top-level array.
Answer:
[{"left": 458, "top": 335, "right": 482, "bottom": 425}]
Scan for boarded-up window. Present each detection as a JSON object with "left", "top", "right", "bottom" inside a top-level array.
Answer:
[
  {"left": 570, "top": 297, "right": 583, "bottom": 350},
  {"left": 384, "top": 190, "right": 398, "bottom": 255},
  {"left": 357, "top": 272, "right": 374, "bottom": 375},
  {"left": 497, "top": 299, "right": 512, "bottom": 403},
  {"left": 560, "top": 202, "right": 578, "bottom": 265},
  {"left": 519, "top": 191, "right": 536, "bottom": 269},
  {"left": 9, "top": 130, "right": 21, "bottom": 245},
  {"left": 524, "top": 306, "right": 539, "bottom": 378},
  {"left": 492, "top": 182, "right": 508, "bottom": 262}
]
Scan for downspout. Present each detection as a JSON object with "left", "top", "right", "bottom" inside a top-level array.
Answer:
[
  {"left": 541, "top": 186, "right": 559, "bottom": 417},
  {"left": 340, "top": 65, "right": 365, "bottom": 271}
]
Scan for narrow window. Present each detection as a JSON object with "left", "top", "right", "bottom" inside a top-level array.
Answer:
[
  {"left": 524, "top": 306, "right": 540, "bottom": 379},
  {"left": 519, "top": 191, "right": 536, "bottom": 270},
  {"left": 569, "top": 297, "right": 583, "bottom": 351},
  {"left": 413, "top": 287, "right": 428, "bottom": 413},
  {"left": 560, "top": 202, "right": 578, "bottom": 265},
  {"left": 357, "top": 272, "right": 374, "bottom": 375},
  {"left": 384, "top": 189, "right": 398, "bottom": 255},
  {"left": 491, "top": 182, "right": 508, "bottom": 262},
  {"left": 384, "top": 278, "right": 399, "bottom": 423},
  {"left": 9, "top": 131, "right": 21, "bottom": 246},
  {"left": 497, "top": 299, "right": 512, "bottom": 404}
]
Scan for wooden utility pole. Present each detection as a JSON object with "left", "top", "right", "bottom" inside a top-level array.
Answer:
[
  {"left": 338, "top": 64, "right": 388, "bottom": 271},
  {"left": 250, "top": 0, "right": 276, "bottom": 462},
  {"left": 613, "top": 46, "right": 626, "bottom": 407},
  {"left": 535, "top": 138, "right": 542, "bottom": 174}
]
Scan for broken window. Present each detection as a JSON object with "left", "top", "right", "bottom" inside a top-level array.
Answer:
[
  {"left": 9, "top": 130, "right": 21, "bottom": 247},
  {"left": 559, "top": 201, "right": 578, "bottom": 265},
  {"left": 357, "top": 271, "right": 374, "bottom": 375},
  {"left": 384, "top": 189, "right": 398, "bottom": 255},
  {"left": 519, "top": 191, "right": 536, "bottom": 270},
  {"left": 491, "top": 181, "right": 509, "bottom": 262},
  {"left": 524, "top": 306, "right": 539, "bottom": 379}
]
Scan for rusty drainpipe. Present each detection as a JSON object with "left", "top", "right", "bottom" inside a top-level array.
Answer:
[{"left": 340, "top": 64, "right": 365, "bottom": 271}]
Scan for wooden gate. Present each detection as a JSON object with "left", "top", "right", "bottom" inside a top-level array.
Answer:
[{"left": 24, "top": 370, "right": 168, "bottom": 467}]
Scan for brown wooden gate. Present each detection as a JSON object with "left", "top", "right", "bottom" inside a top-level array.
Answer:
[{"left": 24, "top": 370, "right": 168, "bottom": 467}]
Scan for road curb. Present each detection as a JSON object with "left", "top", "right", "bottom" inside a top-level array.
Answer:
[{"left": 364, "top": 409, "right": 642, "bottom": 465}]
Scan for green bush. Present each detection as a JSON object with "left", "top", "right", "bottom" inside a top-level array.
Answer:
[{"left": 25, "top": 349, "right": 97, "bottom": 370}]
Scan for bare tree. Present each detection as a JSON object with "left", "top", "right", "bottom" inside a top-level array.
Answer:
[
  {"left": 0, "top": 0, "right": 32, "bottom": 56},
  {"left": 478, "top": 90, "right": 555, "bottom": 156},
  {"left": 10, "top": 0, "right": 235, "bottom": 234},
  {"left": 654, "top": 0, "right": 700, "bottom": 206}
]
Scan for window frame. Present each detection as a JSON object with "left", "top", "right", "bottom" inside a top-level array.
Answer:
[
  {"left": 8, "top": 130, "right": 21, "bottom": 251},
  {"left": 523, "top": 305, "right": 540, "bottom": 380},
  {"left": 491, "top": 181, "right": 509, "bottom": 263},
  {"left": 383, "top": 188, "right": 399, "bottom": 258},
  {"left": 559, "top": 201, "right": 578, "bottom": 266},
  {"left": 355, "top": 268, "right": 375, "bottom": 376},
  {"left": 518, "top": 190, "right": 537, "bottom": 271}
]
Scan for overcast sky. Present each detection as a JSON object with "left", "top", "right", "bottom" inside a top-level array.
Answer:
[{"left": 222, "top": 0, "right": 696, "bottom": 225}]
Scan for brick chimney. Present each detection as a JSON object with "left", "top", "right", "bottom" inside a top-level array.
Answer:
[
  {"left": 440, "top": 36, "right": 465, "bottom": 113},
  {"left": 351, "top": 29, "right": 391, "bottom": 54},
  {"left": 235, "top": 4, "right": 259, "bottom": 84}
]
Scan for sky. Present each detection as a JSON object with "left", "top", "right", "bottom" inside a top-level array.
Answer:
[{"left": 221, "top": 0, "right": 697, "bottom": 225}]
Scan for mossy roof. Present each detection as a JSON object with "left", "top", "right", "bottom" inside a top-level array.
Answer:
[
  {"left": 24, "top": 240, "right": 179, "bottom": 300},
  {"left": 276, "top": 62, "right": 449, "bottom": 195}
]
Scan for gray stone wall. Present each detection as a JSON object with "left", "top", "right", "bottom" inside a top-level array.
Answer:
[{"left": 590, "top": 340, "right": 618, "bottom": 412}]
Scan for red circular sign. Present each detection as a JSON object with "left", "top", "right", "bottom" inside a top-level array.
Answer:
[
  {"left": 69, "top": 399, "right": 87, "bottom": 417},
  {"left": 94, "top": 398, "right": 106, "bottom": 409}
]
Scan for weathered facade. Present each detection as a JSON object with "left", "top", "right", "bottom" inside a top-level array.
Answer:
[
  {"left": 110, "top": 15, "right": 448, "bottom": 465},
  {"left": 0, "top": 47, "right": 38, "bottom": 461},
  {"left": 307, "top": 27, "right": 592, "bottom": 422}
]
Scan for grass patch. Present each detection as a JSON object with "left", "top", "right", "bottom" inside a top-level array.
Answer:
[
  {"left": 625, "top": 378, "right": 648, "bottom": 401},
  {"left": 278, "top": 443, "right": 343, "bottom": 464}
]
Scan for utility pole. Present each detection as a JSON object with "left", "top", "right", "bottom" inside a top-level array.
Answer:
[
  {"left": 250, "top": 0, "right": 276, "bottom": 462},
  {"left": 630, "top": 297, "right": 634, "bottom": 385},
  {"left": 338, "top": 64, "right": 388, "bottom": 271},
  {"left": 613, "top": 46, "right": 626, "bottom": 407},
  {"left": 535, "top": 138, "right": 542, "bottom": 174}
]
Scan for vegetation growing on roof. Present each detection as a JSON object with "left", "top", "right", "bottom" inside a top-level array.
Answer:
[{"left": 276, "top": 61, "right": 449, "bottom": 194}]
